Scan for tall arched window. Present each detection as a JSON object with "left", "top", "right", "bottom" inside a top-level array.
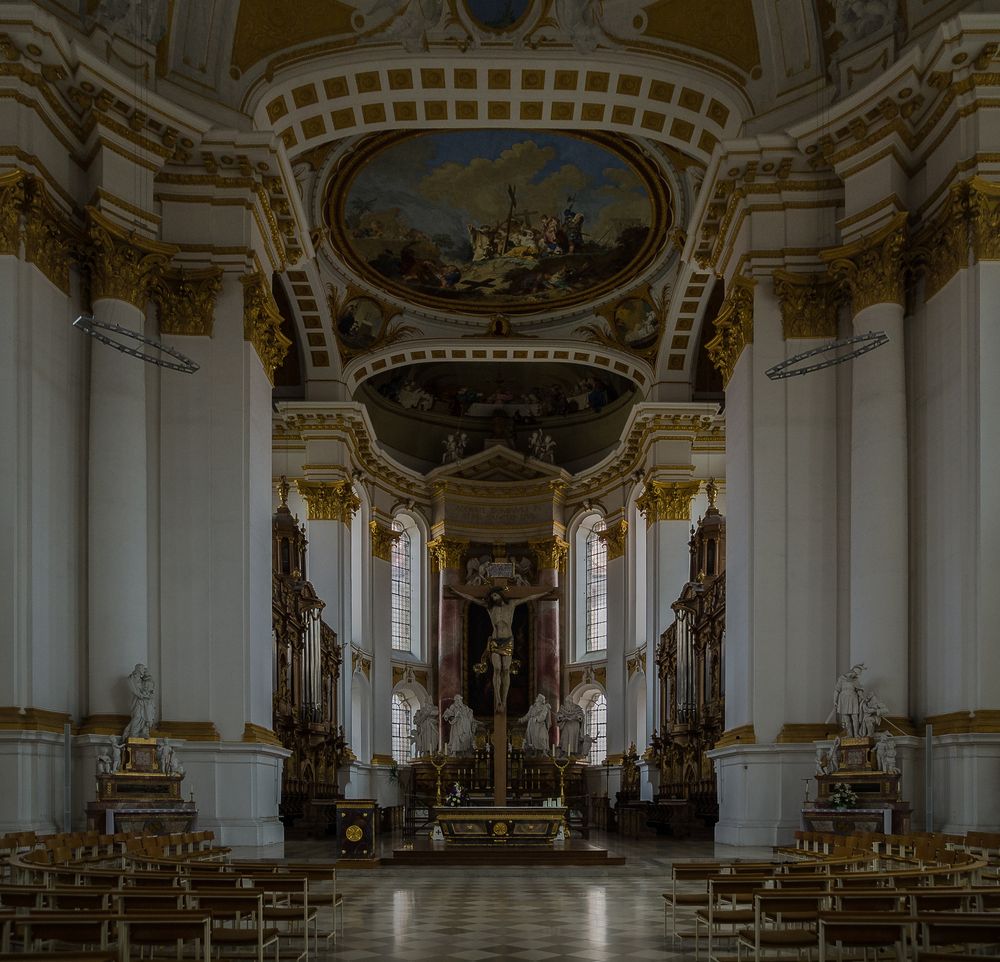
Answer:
[
  {"left": 391, "top": 693, "right": 413, "bottom": 764},
  {"left": 585, "top": 520, "right": 607, "bottom": 652},
  {"left": 586, "top": 692, "right": 607, "bottom": 766},
  {"left": 391, "top": 520, "right": 411, "bottom": 652}
]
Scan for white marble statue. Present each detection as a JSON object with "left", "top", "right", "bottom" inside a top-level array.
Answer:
[
  {"left": 556, "top": 700, "right": 586, "bottom": 756},
  {"left": 412, "top": 705, "right": 440, "bottom": 755},
  {"left": 443, "top": 695, "right": 475, "bottom": 754},
  {"left": 95, "top": 751, "right": 112, "bottom": 775},
  {"left": 828, "top": 736, "right": 841, "bottom": 774},
  {"left": 815, "top": 746, "right": 830, "bottom": 776},
  {"left": 520, "top": 695, "right": 552, "bottom": 754},
  {"left": 859, "top": 689, "right": 889, "bottom": 738},
  {"left": 109, "top": 738, "right": 123, "bottom": 772},
  {"left": 442, "top": 431, "right": 468, "bottom": 464},
  {"left": 833, "top": 663, "right": 866, "bottom": 737},
  {"left": 123, "top": 664, "right": 156, "bottom": 739},
  {"left": 465, "top": 553, "right": 492, "bottom": 585},
  {"left": 826, "top": 0, "right": 896, "bottom": 45},
  {"left": 875, "top": 731, "right": 899, "bottom": 773},
  {"left": 528, "top": 430, "right": 556, "bottom": 463}
]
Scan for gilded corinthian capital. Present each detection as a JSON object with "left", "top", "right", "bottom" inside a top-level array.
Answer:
[
  {"left": 85, "top": 206, "right": 176, "bottom": 309},
  {"left": 530, "top": 536, "right": 569, "bottom": 572},
  {"left": 705, "top": 276, "right": 755, "bottom": 387},
  {"left": 295, "top": 479, "right": 360, "bottom": 524},
  {"left": 426, "top": 537, "right": 468, "bottom": 572},
  {"left": 241, "top": 271, "right": 291, "bottom": 384},
  {"left": 636, "top": 480, "right": 700, "bottom": 527},
  {"left": 772, "top": 270, "right": 842, "bottom": 339},
  {"left": 0, "top": 169, "right": 26, "bottom": 255},
  {"left": 152, "top": 267, "right": 223, "bottom": 336},
  {"left": 824, "top": 212, "right": 908, "bottom": 313},
  {"left": 598, "top": 518, "right": 629, "bottom": 561},
  {"left": 369, "top": 519, "right": 401, "bottom": 562}
]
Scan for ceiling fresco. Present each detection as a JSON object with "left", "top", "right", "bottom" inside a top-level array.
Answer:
[{"left": 325, "top": 130, "right": 671, "bottom": 316}]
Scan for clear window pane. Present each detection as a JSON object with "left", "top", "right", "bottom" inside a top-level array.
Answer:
[
  {"left": 391, "top": 521, "right": 411, "bottom": 652},
  {"left": 587, "top": 693, "right": 607, "bottom": 766},
  {"left": 585, "top": 521, "right": 607, "bottom": 652},
  {"left": 391, "top": 693, "right": 413, "bottom": 764}
]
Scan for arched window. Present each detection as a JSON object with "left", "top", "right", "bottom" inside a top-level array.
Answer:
[
  {"left": 391, "top": 693, "right": 413, "bottom": 764},
  {"left": 585, "top": 692, "right": 607, "bottom": 766},
  {"left": 391, "top": 520, "right": 411, "bottom": 652},
  {"left": 585, "top": 520, "right": 607, "bottom": 652}
]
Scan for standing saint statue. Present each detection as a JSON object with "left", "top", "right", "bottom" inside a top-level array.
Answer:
[
  {"left": 556, "top": 700, "right": 585, "bottom": 756},
  {"left": 450, "top": 585, "right": 550, "bottom": 712},
  {"left": 412, "top": 705, "right": 440, "bottom": 756},
  {"left": 833, "top": 663, "right": 866, "bottom": 737},
  {"left": 443, "top": 695, "right": 475, "bottom": 754},
  {"left": 122, "top": 664, "right": 156, "bottom": 739},
  {"left": 519, "top": 694, "right": 552, "bottom": 754}
]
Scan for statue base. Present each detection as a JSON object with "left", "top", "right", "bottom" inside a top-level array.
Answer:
[{"left": 86, "top": 737, "right": 197, "bottom": 835}]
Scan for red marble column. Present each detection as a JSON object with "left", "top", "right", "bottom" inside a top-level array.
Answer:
[
  {"left": 429, "top": 538, "right": 468, "bottom": 740},
  {"left": 531, "top": 538, "right": 568, "bottom": 743}
]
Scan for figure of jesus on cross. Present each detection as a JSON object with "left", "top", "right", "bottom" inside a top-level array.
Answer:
[{"left": 449, "top": 583, "right": 551, "bottom": 713}]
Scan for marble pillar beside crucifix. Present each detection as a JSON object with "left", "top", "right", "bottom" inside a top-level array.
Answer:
[{"left": 449, "top": 574, "right": 554, "bottom": 804}]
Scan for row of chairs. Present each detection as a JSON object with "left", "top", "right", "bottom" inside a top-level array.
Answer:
[{"left": 794, "top": 829, "right": 1000, "bottom": 866}]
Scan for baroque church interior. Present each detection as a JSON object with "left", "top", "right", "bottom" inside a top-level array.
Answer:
[{"left": 3, "top": 0, "right": 1000, "bottom": 959}]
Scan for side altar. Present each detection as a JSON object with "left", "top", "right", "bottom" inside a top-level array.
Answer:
[{"left": 802, "top": 665, "right": 911, "bottom": 835}]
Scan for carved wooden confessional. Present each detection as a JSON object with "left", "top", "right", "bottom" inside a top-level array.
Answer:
[
  {"left": 653, "top": 480, "right": 726, "bottom": 823},
  {"left": 272, "top": 478, "right": 345, "bottom": 826}
]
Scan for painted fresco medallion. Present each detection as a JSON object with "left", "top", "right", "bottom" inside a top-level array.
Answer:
[
  {"left": 464, "top": 0, "right": 532, "bottom": 31},
  {"left": 325, "top": 130, "right": 670, "bottom": 316}
]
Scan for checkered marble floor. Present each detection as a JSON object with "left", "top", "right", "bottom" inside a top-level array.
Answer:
[{"left": 237, "top": 832, "right": 776, "bottom": 961}]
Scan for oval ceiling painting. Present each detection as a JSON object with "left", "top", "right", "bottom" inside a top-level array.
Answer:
[
  {"left": 326, "top": 130, "right": 670, "bottom": 316},
  {"left": 464, "top": 0, "right": 532, "bottom": 31}
]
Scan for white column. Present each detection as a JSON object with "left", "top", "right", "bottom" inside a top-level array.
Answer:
[
  {"left": 602, "top": 518, "right": 628, "bottom": 762},
  {"left": 369, "top": 519, "right": 395, "bottom": 767}
]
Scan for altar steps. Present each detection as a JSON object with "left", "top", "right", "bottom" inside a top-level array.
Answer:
[{"left": 385, "top": 839, "right": 625, "bottom": 867}]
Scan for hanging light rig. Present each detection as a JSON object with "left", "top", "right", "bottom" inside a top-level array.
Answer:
[
  {"left": 73, "top": 314, "right": 199, "bottom": 374},
  {"left": 764, "top": 330, "right": 889, "bottom": 381}
]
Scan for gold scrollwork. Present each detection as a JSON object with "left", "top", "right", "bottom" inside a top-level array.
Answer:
[
  {"left": 598, "top": 518, "right": 628, "bottom": 561},
  {"left": 426, "top": 536, "right": 468, "bottom": 572},
  {"left": 84, "top": 206, "right": 177, "bottom": 309},
  {"left": 295, "top": 479, "right": 360, "bottom": 524},
  {"left": 772, "top": 269, "right": 842, "bottom": 339},
  {"left": 241, "top": 271, "right": 291, "bottom": 384},
  {"left": 705, "top": 275, "right": 755, "bottom": 387},
  {"left": 823, "top": 212, "right": 908, "bottom": 313},
  {"left": 636, "top": 479, "right": 700, "bottom": 526},
  {"left": 0, "top": 168, "right": 27, "bottom": 255},
  {"left": 529, "top": 536, "right": 569, "bottom": 572},
  {"left": 23, "top": 180, "right": 75, "bottom": 293},
  {"left": 152, "top": 266, "right": 223, "bottom": 336},
  {"left": 970, "top": 176, "right": 1000, "bottom": 263},
  {"left": 369, "top": 519, "right": 401, "bottom": 562}
]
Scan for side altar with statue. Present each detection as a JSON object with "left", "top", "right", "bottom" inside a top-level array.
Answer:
[
  {"left": 801, "top": 664, "right": 910, "bottom": 835},
  {"left": 85, "top": 664, "right": 197, "bottom": 835}
]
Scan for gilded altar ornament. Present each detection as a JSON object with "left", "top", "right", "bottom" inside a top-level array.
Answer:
[
  {"left": 369, "top": 519, "right": 401, "bottom": 561},
  {"left": 824, "top": 213, "right": 908, "bottom": 312},
  {"left": 344, "top": 824, "right": 363, "bottom": 842},
  {"left": 85, "top": 207, "right": 177, "bottom": 310},
  {"left": 705, "top": 276, "right": 755, "bottom": 387},
  {"left": 241, "top": 271, "right": 291, "bottom": 384},
  {"left": 636, "top": 479, "right": 700, "bottom": 526},
  {"left": 597, "top": 518, "right": 628, "bottom": 561},
  {"left": 295, "top": 479, "right": 360, "bottom": 524},
  {"left": 772, "top": 270, "right": 842, "bottom": 339},
  {"left": 153, "top": 267, "right": 223, "bottom": 336}
]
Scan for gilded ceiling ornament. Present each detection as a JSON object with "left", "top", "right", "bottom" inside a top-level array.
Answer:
[
  {"left": 369, "top": 519, "right": 401, "bottom": 562},
  {"left": 151, "top": 267, "right": 223, "bottom": 337},
  {"left": 241, "top": 271, "right": 291, "bottom": 384},
  {"left": 23, "top": 181, "right": 74, "bottom": 294},
  {"left": 823, "top": 213, "right": 908, "bottom": 313},
  {"left": 705, "top": 275, "right": 755, "bottom": 387},
  {"left": 772, "top": 270, "right": 842, "bottom": 340},
  {"left": 969, "top": 176, "right": 1000, "bottom": 263},
  {"left": 636, "top": 479, "right": 700, "bottom": 527},
  {"left": 529, "top": 536, "right": 569, "bottom": 572},
  {"left": 913, "top": 182, "right": 970, "bottom": 299},
  {"left": 295, "top": 479, "right": 360, "bottom": 524},
  {"left": 426, "top": 536, "right": 468, "bottom": 572},
  {"left": 598, "top": 518, "right": 628, "bottom": 561},
  {"left": 0, "top": 168, "right": 26, "bottom": 255},
  {"left": 84, "top": 207, "right": 176, "bottom": 310},
  {"left": 326, "top": 283, "right": 419, "bottom": 363}
]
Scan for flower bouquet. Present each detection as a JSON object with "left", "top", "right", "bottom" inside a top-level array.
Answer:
[
  {"left": 444, "top": 781, "right": 468, "bottom": 807},
  {"left": 828, "top": 782, "right": 858, "bottom": 810}
]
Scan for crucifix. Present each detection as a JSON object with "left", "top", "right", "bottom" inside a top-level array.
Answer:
[{"left": 449, "top": 573, "right": 555, "bottom": 804}]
